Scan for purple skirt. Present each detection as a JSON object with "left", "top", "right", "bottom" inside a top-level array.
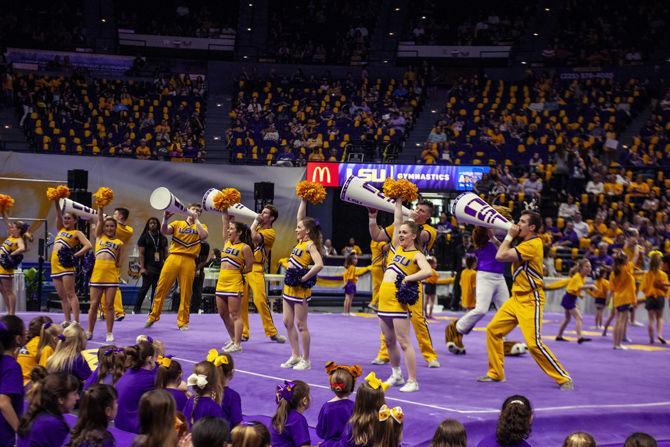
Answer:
[
  {"left": 561, "top": 293, "right": 578, "bottom": 310},
  {"left": 344, "top": 281, "right": 356, "bottom": 295}
]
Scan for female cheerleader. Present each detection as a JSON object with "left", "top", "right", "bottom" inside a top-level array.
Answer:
[
  {"left": 279, "top": 198, "right": 323, "bottom": 371},
  {"left": 609, "top": 247, "right": 639, "bottom": 350},
  {"left": 377, "top": 199, "right": 432, "bottom": 392},
  {"left": 555, "top": 259, "right": 594, "bottom": 344},
  {"left": 217, "top": 211, "right": 253, "bottom": 354},
  {"left": 342, "top": 253, "right": 358, "bottom": 316},
  {"left": 0, "top": 211, "right": 32, "bottom": 315},
  {"left": 588, "top": 267, "right": 610, "bottom": 329},
  {"left": 50, "top": 200, "right": 91, "bottom": 325},
  {"left": 87, "top": 207, "right": 124, "bottom": 342},
  {"left": 640, "top": 251, "right": 669, "bottom": 344}
]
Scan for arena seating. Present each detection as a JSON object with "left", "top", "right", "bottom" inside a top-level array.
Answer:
[
  {"left": 15, "top": 74, "right": 206, "bottom": 161},
  {"left": 628, "top": 89, "right": 670, "bottom": 168}
]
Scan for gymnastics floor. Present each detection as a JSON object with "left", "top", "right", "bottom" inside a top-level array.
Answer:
[{"left": 19, "top": 310, "right": 670, "bottom": 447}]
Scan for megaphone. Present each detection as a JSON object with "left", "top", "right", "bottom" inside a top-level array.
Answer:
[
  {"left": 201, "top": 188, "right": 258, "bottom": 222},
  {"left": 339, "top": 175, "right": 412, "bottom": 216},
  {"left": 59, "top": 198, "right": 98, "bottom": 221},
  {"left": 450, "top": 192, "right": 512, "bottom": 232},
  {"left": 150, "top": 187, "right": 188, "bottom": 215}
]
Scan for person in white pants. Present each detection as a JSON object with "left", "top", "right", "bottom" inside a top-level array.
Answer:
[{"left": 446, "top": 227, "right": 509, "bottom": 354}]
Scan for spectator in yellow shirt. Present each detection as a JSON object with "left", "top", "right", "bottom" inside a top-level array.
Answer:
[
  {"left": 135, "top": 139, "right": 152, "bottom": 160},
  {"left": 459, "top": 255, "right": 477, "bottom": 310},
  {"left": 640, "top": 251, "right": 670, "bottom": 344}
]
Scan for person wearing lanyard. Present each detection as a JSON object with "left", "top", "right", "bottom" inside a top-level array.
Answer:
[{"left": 133, "top": 217, "right": 167, "bottom": 314}]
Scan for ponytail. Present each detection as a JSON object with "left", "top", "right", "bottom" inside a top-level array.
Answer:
[
  {"left": 302, "top": 217, "right": 323, "bottom": 255},
  {"left": 234, "top": 222, "right": 253, "bottom": 249},
  {"left": 272, "top": 380, "right": 309, "bottom": 434},
  {"left": 124, "top": 340, "right": 155, "bottom": 371},
  {"left": 17, "top": 373, "right": 79, "bottom": 436}
]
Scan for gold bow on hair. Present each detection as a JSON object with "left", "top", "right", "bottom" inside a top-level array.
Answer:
[
  {"left": 157, "top": 355, "right": 172, "bottom": 368},
  {"left": 378, "top": 404, "right": 403, "bottom": 423},
  {"left": 207, "top": 349, "right": 229, "bottom": 366},
  {"left": 324, "top": 361, "right": 363, "bottom": 379},
  {"left": 364, "top": 372, "right": 390, "bottom": 391}
]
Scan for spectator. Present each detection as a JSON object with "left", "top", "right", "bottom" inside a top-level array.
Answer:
[
  {"left": 475, "top": 173, "right": 494, "bottom": 195},
  {"left": 477, "top": 395, "right": 533, "bottom": 447},
  {"left": 427, "top": 126, "right": 447, "bottom": 144},
  {"left": 563, "top": 432, "right": 596, "bottom": 447},
  {"left": 136, "top": 139, "right": 152, "bottom": 160},
  {"left": 585, "top": 174, "right": 605, "bottom": 195},
  {"left": 342, "top": 238, "right": 363, "bottom": 256},
  {"left": 554, "top": 221, "right": 579, "bottom": 248},
  {"left": 275, "top": 146, "right": 296, "bottom": 167},
  {"left": 572, "top": 213, "right": 589, "bottom": 239},
  {"left": 323, "top": 239, "right": 337, "bottom": 256},
  {"left": 558, "top": 195, "right": 580, "bottom": 220},
  {"left": 522, "top": 172, "right": 543, "bottom": 199},
  {"left": 624, "top": 432, "right": 658, "bottom": 447}
]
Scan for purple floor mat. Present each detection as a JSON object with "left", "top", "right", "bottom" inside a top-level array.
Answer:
[{"left": 19, "top": 310, "right": 669, "bottom": 447}]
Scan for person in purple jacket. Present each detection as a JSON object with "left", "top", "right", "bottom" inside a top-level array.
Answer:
[
  {"left": 115, "top": 339, "right": 157, "bottom": 433},
  {"left": 270, "top": 380, "right": 311, "bottom": 447},
  {"left": 45, "top": 323, "right": 92, "bottom": 383},
  {"left": 67, "top": 384, "right": 118, "bottom": 447},
  {"left": 84, "top": 346, "right": 127, "bottom": 390},
  {"left": 183, "top": 360, "right": 225, "bottom": 429},
  {"left": 16, "top": 373, "right": 80, "bottom": 447},
  {"left": 476, "top": 395, "right": 533, "bottom": 447},
  {"left": 0, "top": 316, "right": 25, "bottom": 447},
  {"left": 207, "top": 350, "right": 242, "bottom": 428},
  {"left": 155, "top": 356, "right": 187, "bottom": 413},
  {"left": 316, "top": 362, "right": 361, "bottom": 447},
  {"left": 446, "top": 227, "right": 510, "bottom": 354}
]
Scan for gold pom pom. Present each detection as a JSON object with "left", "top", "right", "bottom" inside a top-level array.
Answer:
[
  {"left": 93, "top": 187, "right": 114, "bottom": 208},
  {"left": 0, "top": 194, "right": 15, "bottom": 212},
  {"left": 383, "top": 178, "right": 418, "bottom": 202},
  {"left": 213, "top": 188, "right": 241, "bottom": 210},
  {"left": 296, "top": 181, "right": 327, "bottom": 205},
  {"left": 47, "top": 185, "right": 71, "bottom": 201}
]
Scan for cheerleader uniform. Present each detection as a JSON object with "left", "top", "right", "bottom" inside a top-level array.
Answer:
[
  {"left": 459, "top": 267, "right": 477, "bottom": 309},
  {"left": 377, "top": 244, "right": 421, "bottom": 319},
  {"left": 641, "top": 269, "right": 668, "bottom": 311},
  {"left": 423, "top": 270, "right": 438, "bottom": 296},
  {"left": 90, "top": 235, "right": 123, "bottom": 288},
  {"left": 561, "top": 272, "right": 586, "bottom": 310},
  {"left": 0, "top": 236, "right": 20, "bottom": 278},
  {"left": 609, "top": 262, "right": 637, "bottom": 311},
  {"left": 50, "top": 228, "right": 79, "bottom": 278},
  {"left": 590, "top": 277, "right": 609, "bottom": 307},
  {"left": 215, "top": 240, "right": 248, "bottom": 299},
  {"left": 282, "top": 239, "right": 315, "bottom": 303},
  {"left": 343, "top": 265, "right": 357, "bottom": 295}
]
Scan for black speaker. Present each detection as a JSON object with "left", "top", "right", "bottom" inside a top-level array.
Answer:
[
  {"left": 67, "top": 170, "right": 88, "bottom": 191},
  {"left": 254, "top": 182, "right": 274, "bottom": 201},
  {"left": 71, "top": 190, "right": 92, "bottom": 207}
]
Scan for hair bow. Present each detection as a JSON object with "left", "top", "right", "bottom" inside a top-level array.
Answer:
[
  {"left": 43, "top": 322, "right": 52, "bottom": 330},
  {"left": 649, "top": 250, "right": 663, "bottom": 258},
  {"left": 324, "top": 361, "right": 363, "bottom": 379},
  {"left": 57, "top": 334, "right": 66, "bottom": 341},
  {"left": 136, "top": 335, "right": 153, "bottom": 344},
  {"left": 206, "top": 349, "right": 229, "bottom": 367},
  {"left": 364, "top": 372, "right": 390, "bottom": 391},
  {"left": 187, "top": 373, "right": 208, "bottom": 389},
  {"left": 275, "top": 380, "right": 295, "bottom": 404},
  {"left": 104, "top": 348, "right": 122, "bottom": 356},
  {"left": 157, "top": 355, "right": 173, "bottom": 368},
  {"left": 378, "top": 404, "right": 403, "bottom": 423}
]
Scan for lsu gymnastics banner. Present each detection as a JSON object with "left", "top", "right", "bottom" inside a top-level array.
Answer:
[
  {"left": 306, "top": 162, "right": 490, "bottom": 191},
  {"left": 0, "top": 152, "right": 305, "bottom": 275}
]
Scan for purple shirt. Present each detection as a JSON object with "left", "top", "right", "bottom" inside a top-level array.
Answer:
[
  {"left": 115, "top": 368, "right": 157, "bottom": 433},
  {"left": 336, "top": 423, "right": 369, "bottom": 447},
  {"left": 221, "top": 386, "right": 242, "bottom": 428},
  {"left": 477, "top": 434, "right": 532, "bottom": 447},
  {"left": 184, "top": 396, "right": 225, "bottom": 429},
  {"left": 0, "top": 355, "right": 24, "bottom": 447},
  {"left": 316, "top": 399, "right": 354, "bottom": 446},
  {"left": 270, "top": 409, "right": 310, "bottom": 447},
  {"left": 166, "top": 388, "right": 188, "bottom": 413},
  {"left": 17, "top": 412, "right": 69, "bottom": 447},
  {"left": 83, "top": 368, "right": 114, "bottom": 390},
  {"left": 475, "top": 242, "right": 505, "bottom": 274},
  {"left": 54, "top": 354, "right": 92, "bottom": 382}
]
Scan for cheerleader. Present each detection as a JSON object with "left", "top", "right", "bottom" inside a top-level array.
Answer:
[
  {"left": 342, "top": 254, "right": 358, "bottom": 316},
  {"left": 609, "top": 248, "right": 639, "bottom": 350},
  {"left": 640, "top": 251, "right": 669, "bottom": 344},
  {"left": 280, "top": 198, "right": 324, "bottom": 371},
  {"left": 217, "top": 211, "right": 253, "bottom": 354},
  {"left": 555, "top": 259, "right": 595, "bottom": 344},
  {"left": 0, "top": 211, "right": 32, "bottom": 315},
  {"left": 50, "top": 200, "right": 92, "bottom": 325},
  {"left": 377, "top": 199, "right": 432, "bottom": 392},
  {"left": 588, "top": 267, "right": 610, "bottom": 329},
  {"left": 87, "top": 207, "right": 124, "bottom": 342}
]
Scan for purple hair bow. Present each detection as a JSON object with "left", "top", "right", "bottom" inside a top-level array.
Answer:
[{"left": 275, "top": 380, "right": 295, "bottom": 404}]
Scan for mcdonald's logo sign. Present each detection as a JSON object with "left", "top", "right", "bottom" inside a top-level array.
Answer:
[{"left": 306, "top": 162, "right": 340, "bottom": 187}]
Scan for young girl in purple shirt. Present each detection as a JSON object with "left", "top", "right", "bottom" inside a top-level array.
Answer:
[
  {"left": 184, "top": 360, "right": 225, "bottom": 429},
  {"left": 371, "top": 404, "right": 404, "bottom": 447},
  {"left": 476, "top": 395, "right": 533, "bottom": 447},
  {"left": 270, "top": 380, "right": 311, "bottom": 447},
  {"left": 339, "top": 372, "right": 388, "bottom": 447},
  {"left": 45, "top": 323, "right": 92, "bottom": 383},
  {"left": 316, "top": 362, "right": 361, "bottom": 446},
  {"left": 155, "top": 356, "right": 187, "bottom": 413},
  {"left": 67, "top": 384, "right": 117, "bottom": 447},
  {"left": 132, "top": 389, "right": 181, "bottom": 447},
  {"left": 0, "top": 316, "right": 25, "bottom": 447},
  {"left": 209, "top": 349, "right": 242, "bottom": 428},
  {"left": 16, "top": 373, "right": 80, "bottom": 447},
  {"left": 84, "top": 345, "right": 127, "bottom": 390},
  {"left": 115, "top": 340, "right": 157, "bottom": 433}
]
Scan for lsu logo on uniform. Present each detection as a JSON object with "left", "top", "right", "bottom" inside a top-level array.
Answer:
[
  {"left": 101, "top": 241, "right": 119, "bottom": 250},
  {"left": 179, "top": 227, "right": 198, "bottom": 235},
  {"left": 392, "top": 255, "right": 410, "bottom": 266},
  {"left": 291, "top": 248, "right": 304, "bottom": 257},
  {"left": 225, "top": 247, "right": 240, "bottom": 256}
]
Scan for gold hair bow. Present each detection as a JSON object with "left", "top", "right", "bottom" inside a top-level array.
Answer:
[
  {"left": 157, "top": 355, "right": 172, "bottom": 368},
  {"left": 364, "top": 372, "right": 390, "bottom": 391},
  {"left": 324, "top": 361, "right": 363, "bottom": 379},
  {"left": 207, "top": 349, "right": 229, "bottom": 367},
  {"left": 378, "top": 404, "right": 403, "bottom": 423}
]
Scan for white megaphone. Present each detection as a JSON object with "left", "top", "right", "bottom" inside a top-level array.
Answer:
[
  {"left": 201, "top": 188, "right": 258, "bottom": 222},
  {"left": 150, "top": 187, "right": 188, "bottom": 215},
  {"left": 450, "top": 192, "right": 512, "bottom": 232},
  {"left": 59, "top": 198, "right": 98, "bottom": 221},
  {"left": 339, "top": 175, "right": 412, "bottom": 216}
]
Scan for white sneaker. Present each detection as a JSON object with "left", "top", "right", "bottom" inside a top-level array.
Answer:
[
  {"left": 385, "top": 373, "right": 406, "bottom": 387},
  {"left": 270, "top": 334, "right": 287, "bottom": 343},
  {"left": 179, "top": 325, "right": 189, "bottom": 331},
  {"left": 280, "top": 356, "right": 301, "bottom": 369},
  {"left": 225, "top": 343, "right": 242, "bottom": 353},
  {"left": 293, "top": 359, "right": 311, "bottom": 370},
  {"left": 222, "top": 340, "right": 234, "bottom": 350},
  {"left": 624, "top": 336, "right": 632, "bottom": 343},
  {"left": 399, "top": 380, "right": 419, "bottom": 392},
  {"left": 631, "top": 321, "right": 644, "bottom": 327},
  {"left": 85, "top": 330, "right": 92, "bottom": 340},
  {"left": 371, "top": 357, "right": 389, "bottom": 365},
  {"left": 427, "top": 360, "right": 441, "bottom": 368},
  {"left": 105, "top": 333, "right": 114, "bottom": 343}
]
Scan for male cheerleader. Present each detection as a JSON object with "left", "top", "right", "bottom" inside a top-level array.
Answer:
[
  {"left": 145, "top": 203, "right": 208, "bottom": 330},
  {"left": 110, "top": 207, "right": 133, "bottom": 320},
  {"left": 239, "top": 205, "right": 285, "bottom": 343},
  {"left": 369, "top": 200, "right": 440, "bottom": 368},
  {"left": 479, "top": 210, "right": 573, "bottom": 389}
]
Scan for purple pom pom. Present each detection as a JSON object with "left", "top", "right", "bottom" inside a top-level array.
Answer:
[
  {"left": 396, "top": 277, "right": 419, "bottom": 306},
  {"left": 0, "top": 253, "right": 22, "bottom": 270},
  {"left": 284, "top": 267, "right": 317, "bottom": 288},
  {"left": 57, "top": 247, "right": 76, "bottom": 268}
]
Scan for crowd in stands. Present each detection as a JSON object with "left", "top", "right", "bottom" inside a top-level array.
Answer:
[
  {"left": 403, "top": 0, "right": 532, "bottom": 46},
  {"left": 0, "top": 313, "right": 663, "bottom": 447},
  {"left": 115, "top": 0, "right": 238, "bottom": 38},
  {"left": 13, "top": 73, "right": 207, "bottom": 161},
  {"left": 226, "top": 69, "right": 424, "bottom": 164},
  {"left": 266, "top": 0, "right": 379, "bottom": 65},
  {"left": 627, "top": 88, "right": 670, "bottom": 168}
]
